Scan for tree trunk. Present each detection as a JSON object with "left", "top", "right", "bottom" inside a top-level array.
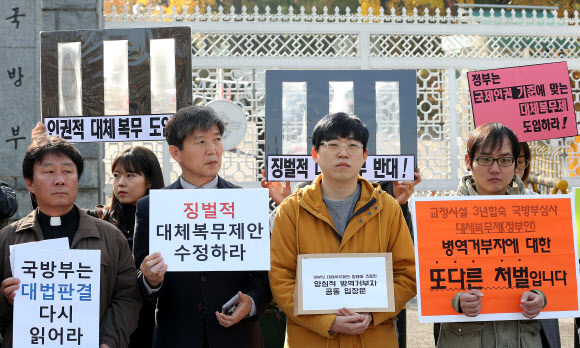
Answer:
[
  {"left": 443, "top": 0, "right": 457, "bottom": 16},
  {"left": 233, "top": 0, "right": 242, "bottom": 14}
]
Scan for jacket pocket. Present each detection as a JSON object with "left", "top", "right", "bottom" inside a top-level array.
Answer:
[
  {"left": 519, "top": 320, "right": 542, "bottom": 348},
  {"left": 437, "top": 322, "right": 485, "bottom": 348}
]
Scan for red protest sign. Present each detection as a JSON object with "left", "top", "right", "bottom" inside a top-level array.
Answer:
[{"left": 468, "top": 62, "right": 577, "bottom": 142}]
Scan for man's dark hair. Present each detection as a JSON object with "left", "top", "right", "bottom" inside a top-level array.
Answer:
[
  {"left": 311, "top": 113, "right": 369, "bottom": 151},
  {"left": 519, "top": 142, "right": 531, "bottom": 183},
  {"left": 466, "top": 122, "right": 520, "bottom": 166},
  {"left": 165, "top": 106, "right": 225, "bottom": 150},
  {"left": 22, "top": 136, "right": 84, "bottom": 181}
]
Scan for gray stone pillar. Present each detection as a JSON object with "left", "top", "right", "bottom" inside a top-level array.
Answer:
[
  {"left": 0, "top": 0, "right": 42, "bottom": 218},
  {"left": 0, "top": 0, "right": 102, "bottom": 221}
]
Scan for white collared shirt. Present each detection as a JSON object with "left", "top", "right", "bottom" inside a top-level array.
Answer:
[{"left": 179, "top": 175, "right": 219, "bottom": 190}]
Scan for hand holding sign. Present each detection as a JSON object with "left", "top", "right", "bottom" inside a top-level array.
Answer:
[
  {"left": 393, "top": 169, "right": 422, "bottom": 205},
  {"left": 261, "top": 169, "right": 292, "bottom": 205},
  {"left": 1, "top": 277, "right": 19, "bottom": 305},
  {"left": 140, "top": 252, "right": 167, "bottom": 288},
  {"left": 31, "top": 122, "right": 47, "bottom": 141},
  {"left": 520, "top": 290, "right": 543, "bottom": 319},
  {"left": 459, "top": 289, "right": 484, "bottom": 317}
]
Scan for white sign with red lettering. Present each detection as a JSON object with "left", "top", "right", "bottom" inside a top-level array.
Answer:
[{"left": 150, "top": 188, "right": 270, "bottom": 272}]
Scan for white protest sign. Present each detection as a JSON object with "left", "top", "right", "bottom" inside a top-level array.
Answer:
[
  {"left": 13, "top": 248, "right": 100, "bottom": 347},
  {"left": 43, "top": 114, "right": 172, "bottom": 142},
  {"left": 10, "top": 238, "right": 69, "bottom": 274},
  {"left": 149, "top": 188, "right": 270, "bottom": 272},
  {"left": 295, "top": 253, "right": 395, "bottom": 315},
  {"left": 267, "top": 155, "right": 415, "bottom": 182}
]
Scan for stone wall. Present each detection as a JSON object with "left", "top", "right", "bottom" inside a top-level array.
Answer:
[{"left": 0, "top": 0, "right": 102, "bottom": 221}]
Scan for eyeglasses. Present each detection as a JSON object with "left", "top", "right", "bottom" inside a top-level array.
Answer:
[
  {"left": 319, "top": 141, "right": 364, "bottom": 154},
  {"left": 474, "top": 156, "right": 515, "bottom": 167},
  {"left": 517, "top": 157, "right": 530, "bottom": 170}
]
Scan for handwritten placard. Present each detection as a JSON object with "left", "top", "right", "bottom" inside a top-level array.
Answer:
[
  {"left": 411, "top": 195, "right": 580, "bottom": 323},
  {"left": 468, "top": 62, "right": 577, "bottom": 142}
]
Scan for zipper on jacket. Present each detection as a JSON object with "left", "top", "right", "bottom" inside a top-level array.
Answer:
[{"left": 352, "top": 198, "right": 377, "bottom": 218}]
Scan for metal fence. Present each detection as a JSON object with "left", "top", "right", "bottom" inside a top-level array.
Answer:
[{"left": 103, "top": 5, "right": 580, "bottom": 199}]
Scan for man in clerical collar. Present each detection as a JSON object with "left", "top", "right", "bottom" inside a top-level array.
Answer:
[
  {"left": 132, "top": 106, "right": 271, "bottom": 348},
  {"left": 0, "top": 136, "right": 142, "bottom": 348}
]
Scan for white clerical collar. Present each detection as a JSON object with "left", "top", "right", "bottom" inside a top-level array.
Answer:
[
  {"left": 180, "top": 176, "right": 218, "bottom": 189},
  {"left": 50, "top": 217, "right": 61, "bottom": 226}
]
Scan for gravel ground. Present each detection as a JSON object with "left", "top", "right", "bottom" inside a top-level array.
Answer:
[{"left": 405, "top": 297, "right": 575, "bottom": 348}]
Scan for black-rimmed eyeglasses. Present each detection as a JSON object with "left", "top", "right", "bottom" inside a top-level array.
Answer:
[{"left": 474, "top": 156, "right": 515, "bottom": 167}]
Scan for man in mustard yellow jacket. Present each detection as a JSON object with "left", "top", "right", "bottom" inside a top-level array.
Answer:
[{"left": 269, "top": 113, "right": 416, "bottom": 347}]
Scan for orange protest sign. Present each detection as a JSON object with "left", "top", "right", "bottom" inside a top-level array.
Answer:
[{"left": 412, "top": 195, "right": 579, "bottom": 322}]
